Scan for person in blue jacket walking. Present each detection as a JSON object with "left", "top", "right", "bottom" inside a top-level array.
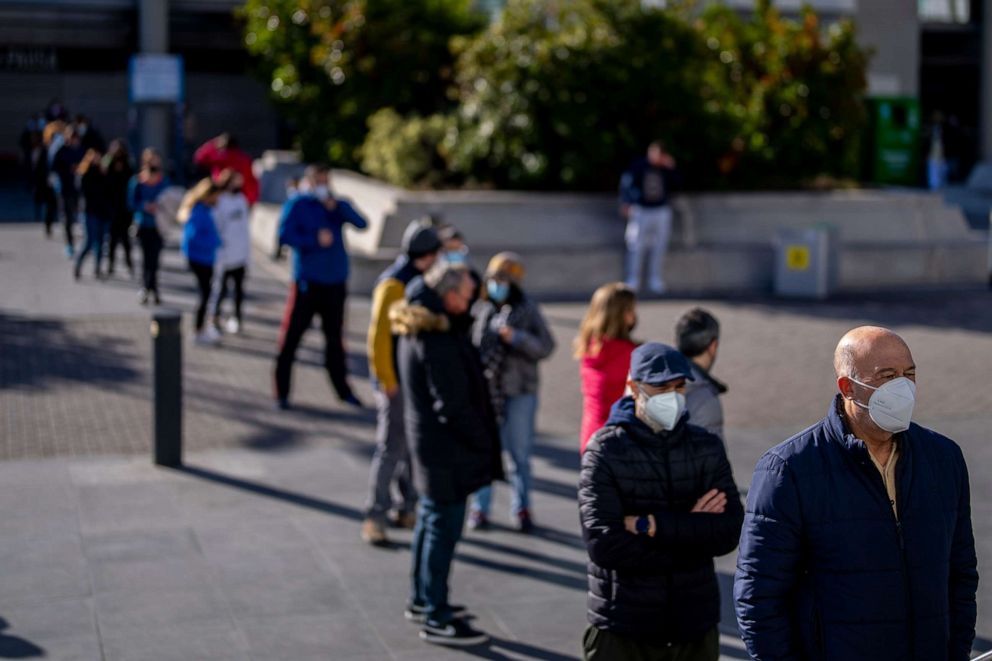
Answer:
[
  {"left": 128, "top": 149, "right": 170, "bottom": 305},
  {"left": 274, "top": 164, "right": 368, "bottom": 410},
  {"left": 734, "top": 326, "right": 978, "bottom": 661},
  {"left": 179, "top": 178, "right": 223, "bottom": 345}
]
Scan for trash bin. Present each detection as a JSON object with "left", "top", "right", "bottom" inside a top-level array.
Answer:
[
  {"left": 865, "top": 97, "right": 921, "bottom": 186},
  {"left": 774, "top": 226, "right": 838, "bottom": 299}
]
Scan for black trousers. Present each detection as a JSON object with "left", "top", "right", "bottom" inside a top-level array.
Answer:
[
  {"left": 214, "top": 265, "right": 246, "bottom": 322},
  {"left": 61, "top": 192, "right": 78, "bottom": 248},
  {"left": 582, "top": 626, "right": 718, "bottom": 661},
  {"left": 137, "top": 226, "right": 162, "bottom": 293},
  {"left": 108, "top": 218, "right": 133, "bottom": 272},
  {"left": 190, "top": 261, "right": 214, "bottom": 332},
  {"left": 274, "top": 281, "right": 354, "bottom": 402},
  {"left": 41, "top": 184, "right": 57, "bottom": 233}
]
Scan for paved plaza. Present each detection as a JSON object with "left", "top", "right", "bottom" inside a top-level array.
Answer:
[{"left": 1, "top": 217, "right": 991, "bottom": 659}]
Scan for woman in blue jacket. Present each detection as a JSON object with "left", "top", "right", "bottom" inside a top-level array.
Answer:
[
  {"left": 179, "top": 178, "right": 223, "bottom": 345},
  {"left": 128, "top": 149, "right": 170, "bottom": 305}
]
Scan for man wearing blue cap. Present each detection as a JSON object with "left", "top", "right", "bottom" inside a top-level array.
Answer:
[{"left": 578, "top": 342, "right": 743, "bottom": 661}]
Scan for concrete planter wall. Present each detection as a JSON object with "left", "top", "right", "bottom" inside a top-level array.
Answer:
[{"left": 251, "top": 167, "right": 988, "bottom": 298}]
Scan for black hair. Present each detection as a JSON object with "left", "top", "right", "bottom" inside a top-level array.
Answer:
[
  {"left": 437, "top": 224, "right": 463, "bottom": 243},
  {"left": 675, "top": 308, "right": 719, "bottom": 357}
]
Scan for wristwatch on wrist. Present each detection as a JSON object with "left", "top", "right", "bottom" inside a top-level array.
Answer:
[{"left": 635, "top": 515, "right": 651, "bottom": 535}]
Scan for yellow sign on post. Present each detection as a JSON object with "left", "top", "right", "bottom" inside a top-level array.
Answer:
[{"left": 785, "top": 245, "right": 810, "bottom": 271}]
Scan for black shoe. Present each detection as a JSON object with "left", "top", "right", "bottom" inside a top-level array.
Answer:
[
  {"left": 467, "top": 510, "right": 489, "bottom": 531},
  {"left": 516, "top": 509, "right": 535, "bottom": 534},
  {"left": 404, "top": 602, "right": 467, "bottom": 624},
  {"left": 152, "top": 290, "right": 161, "bottom": 305},
  {"left": 276, "top": 398, "right": 291, "bottom": 411},
  {"left": 419, "top": 618, "right": 487, "bottom": 646}
]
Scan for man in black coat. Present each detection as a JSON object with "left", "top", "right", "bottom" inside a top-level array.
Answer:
[
  {"left": 578, "top": 342, "right": 743, "bottom": 661},
  {"left": 392, "top": 262, "right": 502, "bottom": 647}
]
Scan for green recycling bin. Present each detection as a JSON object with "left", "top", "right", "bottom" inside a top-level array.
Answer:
[{"left": 866, "top": 97, "right": 920, "bottom": 186}]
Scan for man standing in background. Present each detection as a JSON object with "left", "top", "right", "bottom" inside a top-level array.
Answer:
[{"left": 619, "top": 140, "right": 680, "bottom": 294}]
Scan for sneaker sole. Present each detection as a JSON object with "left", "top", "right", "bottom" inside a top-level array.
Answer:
[
  {"left": 419, "top": 630, "right": 488, "bottom": 647},
  {"left": 404, "top": 611, "right": 426, "bottom": 624}
]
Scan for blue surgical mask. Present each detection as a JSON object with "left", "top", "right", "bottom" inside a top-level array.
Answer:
[
  {"left": 487, "top": 280, "right": 510, "bottom": 303},
  {"left": 445, "top": 251, "right": 466, "bottom": 265}
]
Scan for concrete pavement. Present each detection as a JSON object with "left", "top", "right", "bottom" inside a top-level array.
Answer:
[{"left": 1, "top": 216, "right": 991, "bottom": 659}]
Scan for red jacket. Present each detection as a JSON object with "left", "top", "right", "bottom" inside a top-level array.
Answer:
[
  {"left": 193, "top": 141, "right": 259, "bottom": 205},
  {"left": 579, "top": 337, "right": 637, "bottom": 453}
]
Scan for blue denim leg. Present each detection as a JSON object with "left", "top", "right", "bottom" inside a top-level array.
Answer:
[
  {"left": 503, "top": 393, "right": 538, "bottom": 516},
  {"left": 416, "top": 497, "right": 467, "bottom": 624},
  {"left": 471, "top": 484, "right": 493, "bottom": 516},
  {"left": 409, "top": 499, "right": 428, "bottom": 607}
]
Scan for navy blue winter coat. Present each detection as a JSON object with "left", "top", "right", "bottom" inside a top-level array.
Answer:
[{"left": 734, "top": 397, "right": 978, "bottom": 661}]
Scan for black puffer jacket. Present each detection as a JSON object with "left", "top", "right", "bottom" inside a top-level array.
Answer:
[
  {"left": 392, "top": 278, "right": 503, "bottom": 505},
  {"left": 578, "top": 397, "right": 743, "bottom": 643}
]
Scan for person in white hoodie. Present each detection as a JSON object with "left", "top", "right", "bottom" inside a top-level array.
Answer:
[{"left": 211, "top": 169, "right": 252, "bottom": 334}]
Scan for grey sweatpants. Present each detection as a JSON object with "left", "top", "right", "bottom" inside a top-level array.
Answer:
[{"left": 365, "top": 388, "right": 417, "bottom": 520}]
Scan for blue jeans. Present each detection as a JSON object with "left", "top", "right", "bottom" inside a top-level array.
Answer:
[
  {"left": 75, "top": 213, "right": 109, "bottom": 275},
  {"left": 409, "top": 497, "right": 466, "bottom": 624},
  {"left": 472, "top": 393, "right": 537, "bottom": 517}
]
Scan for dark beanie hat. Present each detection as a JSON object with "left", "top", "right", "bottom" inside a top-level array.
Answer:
[{"left": 402, "top": 219, "right": 442, "bottom": 258}]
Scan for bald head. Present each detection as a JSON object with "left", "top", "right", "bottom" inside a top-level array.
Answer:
[{"left": 834, "top": 326, "right": 914, "bottom": 382}]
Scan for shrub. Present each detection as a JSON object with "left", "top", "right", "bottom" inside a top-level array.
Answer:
[
  {"left": 240, "top": 0, "right": 485, "bottom": 166},
  {"left": 359, "top": 109, "right": 457, "bottom": 188}
]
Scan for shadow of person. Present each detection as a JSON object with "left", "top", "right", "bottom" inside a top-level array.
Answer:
[
  {"left": 442, "top": 635, "right": 579, "bottom": 660},
  {"left": 0, "top": 618, "right": 44, "bottom": 659}
]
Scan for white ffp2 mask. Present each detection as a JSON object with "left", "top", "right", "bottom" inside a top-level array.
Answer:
[
  {"left": 849, "top": 376, "right": 916, "bottom": 433},
  {"left": 638, "top": 388, "right": 686, "bottom": 432}
]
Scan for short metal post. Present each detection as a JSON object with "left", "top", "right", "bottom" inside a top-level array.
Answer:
[{"left": 151, "top": 309, "right": 182, "bottom": 467}]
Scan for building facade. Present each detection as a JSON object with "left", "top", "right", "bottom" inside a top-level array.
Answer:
[{"left": 0, "top": 0, "right": 281, "bottom": 171}]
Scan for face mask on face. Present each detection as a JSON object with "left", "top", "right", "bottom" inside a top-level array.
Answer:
[
  {"left": 637, "top": 386, "right": 686, "bottom": 432},
  {"left": 487, "top": 280, "right": 510, "bottom": 303},
  {"left": 313, "top": 186, "right": 330, "bottom": 201},
  {"left": 848, "top": 376, "right": 916, "bottom": 433},
  {"left": 445, "top": 251, "right": 466, "bottom": 265}
]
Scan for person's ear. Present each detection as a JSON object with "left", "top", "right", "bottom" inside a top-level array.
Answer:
[
  {"left": 708, "top": 338, "right": 719, "bottom": 358},
  {"left": 837, "top": 376, "right": 855, "bottom": 400}
]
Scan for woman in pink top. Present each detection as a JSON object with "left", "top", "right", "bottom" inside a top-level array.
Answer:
[{"left": 574, "top": 283, "right": 639, "bottom": 452}]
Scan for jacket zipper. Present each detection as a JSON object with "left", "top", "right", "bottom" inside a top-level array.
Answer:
[{"left": 865, "top": 458, "right": 914, "bottom": 660}]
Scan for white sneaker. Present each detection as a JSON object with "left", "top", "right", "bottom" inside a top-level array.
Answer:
[
  {"left": 195, "top": 326, "right": 222, "bottom": 346},
  {"left": 224, "top": 317, "right": 241, "bottom": 335}
]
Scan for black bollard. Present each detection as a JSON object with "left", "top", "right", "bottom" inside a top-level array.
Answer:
[{"left": 151, "top": 309, "right": 182, "bottom": 467}]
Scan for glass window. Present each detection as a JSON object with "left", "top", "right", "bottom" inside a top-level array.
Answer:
[{"left": 918, "top": 0, "right": 970, "bottom": 23}]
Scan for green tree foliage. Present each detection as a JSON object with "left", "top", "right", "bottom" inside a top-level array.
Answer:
[
  {"left": 243, "top": 0, "right": 869, "bottom": 189},
  {"left": 239, "top": 0, "right": 485, "bottom": 165},
  {"left": 360, "top": 108, "right": 456, "bottom": 188},
  {"left": 444, "top": 0, "right": 732, "bottom": 189},
  {"left": 697, "top": 1, "right": 869, "bottom": 187}
]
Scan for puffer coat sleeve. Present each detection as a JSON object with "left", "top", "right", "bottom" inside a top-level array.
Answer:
[{"left": 733, "top": 452, "right": 804, "bottom": 661}]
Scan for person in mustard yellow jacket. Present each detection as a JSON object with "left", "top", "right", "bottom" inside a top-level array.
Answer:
[{"left": 362, "top": 219, "right": 442, "bottom": 546}]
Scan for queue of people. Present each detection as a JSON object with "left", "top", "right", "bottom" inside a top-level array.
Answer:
[
  {"left": 26, "top": 110, "right": 259, "bottom": 345},
  {"left": 21, "top": 116, "right": 977, "bottom": 656}
]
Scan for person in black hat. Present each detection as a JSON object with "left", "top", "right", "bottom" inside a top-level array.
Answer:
[
  {"left": 362, "top": 219, "right": 442, "bottom": 546},
  {"left": 578, "top": 342, "right": 743, "bottom": 661}
]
